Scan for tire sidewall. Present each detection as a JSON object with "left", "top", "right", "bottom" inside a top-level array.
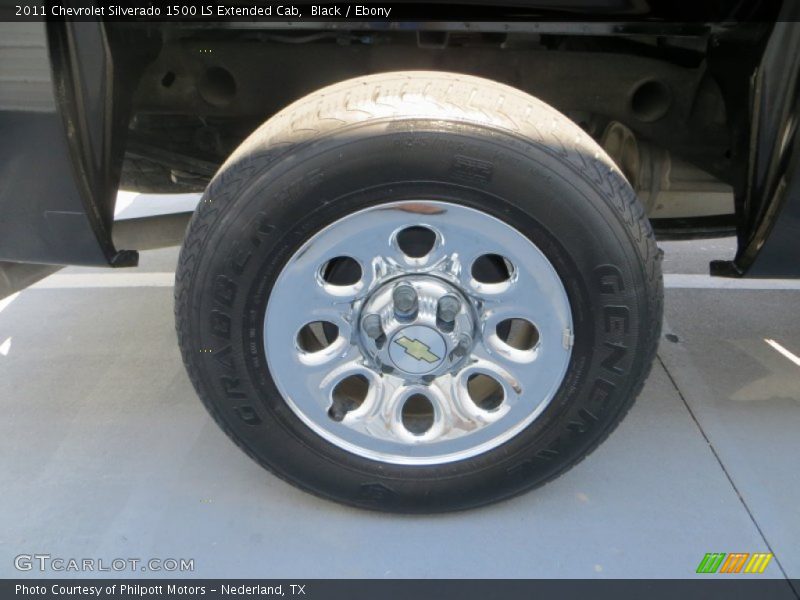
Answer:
[{"left": 184, "top": 119, "right": 653, "bottom": 511}]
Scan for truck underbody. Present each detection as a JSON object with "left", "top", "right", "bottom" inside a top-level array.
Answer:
[{"left": 1, "top": 3, "right": 799, "bottom": 296}]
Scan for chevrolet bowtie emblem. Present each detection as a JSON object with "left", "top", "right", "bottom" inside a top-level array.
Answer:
[{"left": 394, "top": 336, "right": 440, "bottom": 363}]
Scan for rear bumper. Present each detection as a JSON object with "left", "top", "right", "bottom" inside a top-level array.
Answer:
[{"left": 1, "top": 19, "right": 799, "bottom": 278}]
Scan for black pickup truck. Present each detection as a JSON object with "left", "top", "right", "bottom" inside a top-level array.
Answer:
[{"left": 1, "top": 2, "right": 798, "bottom": 512}]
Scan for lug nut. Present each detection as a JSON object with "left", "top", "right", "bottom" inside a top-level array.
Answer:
[
  {"left": 393, "top": 284, "right": 418, "bottom": 320},
  {"left": 452, "top": 334, "right": 472, "bottom": 358},
  {"left": 363, "top": 314, "right": 383, "bottom": 340},
  {"left": 437, "top": 295, "right": 461, "bottom": 324}
]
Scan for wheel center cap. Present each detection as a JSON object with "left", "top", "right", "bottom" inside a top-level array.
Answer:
[
  {"left": 358, "top": 275, "right": 476, "bottom": 381},
  {"left": 389, "top": 325, "right": 447, "bottom": 375}
]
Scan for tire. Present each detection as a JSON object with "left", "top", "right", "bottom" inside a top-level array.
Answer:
[{"left": 175, "top": 71, "right": 663, "bottom": 513}]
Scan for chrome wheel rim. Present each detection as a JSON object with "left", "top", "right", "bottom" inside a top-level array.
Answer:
[{"left": 264, "top": 201, "right": 573, "bottom": 465}]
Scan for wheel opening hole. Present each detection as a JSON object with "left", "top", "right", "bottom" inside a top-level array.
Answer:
[
  {"left": 329, "top": 375, "right": 369, "bottom": 422},
  {"left": 472, "top": 254, "right": 513, "bottom": 284},
  {"left": 496, "top": 318, "right": 539, "bottom": 351},
  {"left": 402, "top": 394, "right": 435, "bottom": 435},
  {"left": 161, "top": 71, "right": 176, "bottom": 88},
  {"left": 297, "top": 321, "right": 339, "bottom": 353},
  {"left": 396, "top": 226, "right": 437, "bottom": 258},
  {"left": 467, "top": 373, "right": 504, "bottom": 411},
  {"left": 631, "top": 79, "right": 671, "bottom": 122},
  {"left": 321, "top": 256, "right": 362, "bottom": 286}
]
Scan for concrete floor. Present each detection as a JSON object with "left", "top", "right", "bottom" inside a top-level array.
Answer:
[{"left": 0, "top": 198, "right": 798, "bottom": 583}]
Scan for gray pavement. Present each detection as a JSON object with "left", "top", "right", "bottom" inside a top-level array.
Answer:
[{"left": 0, "top": 200, "right": 798, "bottom": 583}]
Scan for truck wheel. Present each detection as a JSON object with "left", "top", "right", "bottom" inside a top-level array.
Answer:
[{"left": 175, "top": 72, "right": 662, "bottom": 512}]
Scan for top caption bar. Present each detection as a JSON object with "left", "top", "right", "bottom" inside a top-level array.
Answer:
[{"left": 0, "top": 0, "right": 784, "bottom": 23}]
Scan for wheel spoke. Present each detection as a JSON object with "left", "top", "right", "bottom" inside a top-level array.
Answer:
[{"left": 294, "top": 346, "right": 370, "bottom": 414}]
